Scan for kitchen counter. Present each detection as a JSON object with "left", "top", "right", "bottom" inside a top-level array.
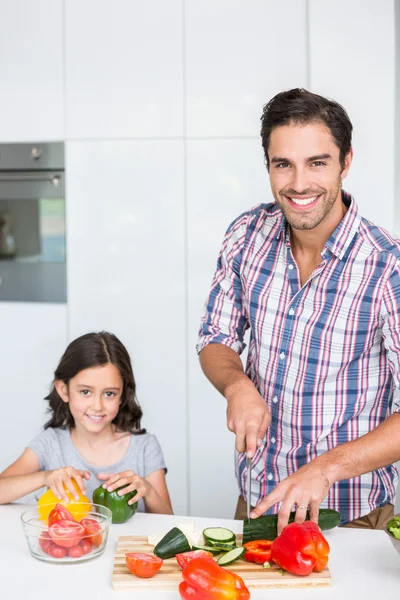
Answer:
[{"left": 2, "top": 503, "right": 399, "bottom": 598}]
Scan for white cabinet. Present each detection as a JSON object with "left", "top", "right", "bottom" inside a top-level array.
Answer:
[
  {"left": 0, "top": 303, "right": 67, "bottom": 471},
  {"left": 65, "top": 0, "right": 183, "bottom": 139},
  {"left": 65, "top": 140, "right": 187, "bottom": 514},
  {"left": 0, "top": 0, "right": 64, "bottom": 142},
  {"left": 309, "top": 0, "right": 395, "bottom": 231},
  {"left": 185, "top": 0, "right": 307, "bottom": 137}
]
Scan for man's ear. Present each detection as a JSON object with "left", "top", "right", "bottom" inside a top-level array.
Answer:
[
  {"left": 55, "top": 380, "right": 69, "bottom": 403},
  {"left": 341, "top": 147, "right": 353, "bottom": 180}
]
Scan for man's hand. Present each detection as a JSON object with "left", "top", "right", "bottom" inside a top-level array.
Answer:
[
  {"left": 226, "top": 381, "right": 271, "bottom": 457},
  {"left": 249, "top": 461, "right": 333, "bottom": 534}
]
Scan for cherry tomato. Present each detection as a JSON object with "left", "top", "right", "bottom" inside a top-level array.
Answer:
[
  {"left": 49, "top": 519, "right": 85, "bottom": 548},
  {"left": 176, "top": 550, "right": 213, "bottom": 570},
  {"left": 80, "top": 518, "right": 102, "bottom": 547},
  {"left": 125, "top": 553, "right": 163, "bottom": 578},
  {"left": 39, "top": 532, "right": 53, "bottom": 554},
  {"left": 79, "top": 538, "right": 93, "bottom": 555},
  {"left": 67, "top": 544, "right": 84, "bottom": 558},
  {"left": 48, "top": 543, "right": 67, "bottom": 559},
  {"left": 48, "top": 503, "right": 75, "bottom": 527}
]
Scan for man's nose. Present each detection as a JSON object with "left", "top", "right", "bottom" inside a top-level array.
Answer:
[{"left": 289, "top": 167, "right": 310, "bottom": 194}]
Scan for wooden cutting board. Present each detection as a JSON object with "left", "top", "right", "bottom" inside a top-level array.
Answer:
[{"left": 112, "top": 535, "right": 331, "bottom": 590}]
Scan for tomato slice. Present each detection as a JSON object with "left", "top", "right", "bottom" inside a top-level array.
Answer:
[
  {"left": 49, "top": 519, "right": 86, "bottom": 548},
  {"left": 125, "top": 553, "right": 163, "bottom": 578},
  {"left": 48, "top": 503, "right": 76, "bottom": 527},
  {"left": 243, "top": 540, "right": 273, "bottom": 564},
  {"left": 176, "top": 550, "right": 213, "bottom": 570},
  {"left": 80, "top": 518, "right": 102, "bottom": 547}
]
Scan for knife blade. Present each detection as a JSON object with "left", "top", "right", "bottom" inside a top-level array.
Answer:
[{"left": 246, "top": 454, "right": 252, "bottom": 523}]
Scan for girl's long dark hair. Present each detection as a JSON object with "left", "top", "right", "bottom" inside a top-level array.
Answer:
[{"left": 44, "top": 331, "right": 145, "bottom": 435}]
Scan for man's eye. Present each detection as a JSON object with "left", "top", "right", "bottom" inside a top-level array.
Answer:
[
  {"left": 276, "top": 162, "right": 289, "bottom": 168},
  {"left": 311, "top": 161, "right": 325, "bottom": 167}
]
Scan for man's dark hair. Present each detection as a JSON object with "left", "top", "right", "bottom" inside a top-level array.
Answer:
[{"left": 260, "top": 88, "right": 353, "bottom": 169}]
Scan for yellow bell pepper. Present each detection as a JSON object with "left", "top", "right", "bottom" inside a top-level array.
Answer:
[{"left": 38, "top": 480, "right": 91, "bottom": 522}]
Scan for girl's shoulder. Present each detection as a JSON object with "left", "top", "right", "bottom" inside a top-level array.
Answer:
[{"left": 28, "top": 426, "right": 69, "bottom": 450}]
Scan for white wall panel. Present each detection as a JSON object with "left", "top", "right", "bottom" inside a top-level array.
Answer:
[
  {"left": 187, "top": 139, "right": 272, "bottom": 518},
  {"left": 185, "top": 0, "right": 308, "bottom": 137},
  {"left": 0, "top": 303, "right": 67, "bottom": 471},
  {"left": 65, "top": 0, "right": 183, "bottom": 139},
  {"left": 0, "top": 0, "right": 64, "bottom": 141},
  {"left": 309, "top": 0, "right": 395, "bottom": 231},
  {"left": 66, "top": 140, "right": 187, "bottom": 514}
]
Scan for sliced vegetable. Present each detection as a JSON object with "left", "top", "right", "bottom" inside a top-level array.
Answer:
[
  {"left": 154, "top": 526, "right": 191, "bottom": 559},
  {"left": 48, "top": 519, "right": 86, "bottom": 548},
  {"left": 271, "top": 521, "right": 330, "bottom": 576},
  {"left": 243, "top": 540, "right": 273, "bottom": 564},
  {"left": 203, "top": 527, "right": 236, "bottom": 545},
  {"left": 217, "top": 547, "right": 245, "bottom": 566},
  {"left": 178, "top": 556, "right": 250, "bottom": 600},
  {"left": 176, "top": 550, "right": 213, "bottom": 570},
  {"left": 48, "top": 503, "right": 75, "bottom": 526},
  {"left": 243, "top": 508, "right": 341, "bottom": 543},
  {"left": 126, "top": 552, "right": 163, "bottom": 578},
  {"left": 387, "top": 516, "right": 400, "bottom": 540},
  {"left": 192, "top": 544, "right": 222, "bottom": 556},
  {"left": 80, "top": 518, "right": 102, "bottom": 547},
  {"left": 93, "top": 485, "right": 137, "bottom": 524}
]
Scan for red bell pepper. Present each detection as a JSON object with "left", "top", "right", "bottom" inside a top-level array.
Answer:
[
  {"left": 243, "top": 540, "right": 273, "bottom": 564},
  {"left": 271, "top": 521, "right": 330, "bottom": 576},
  {"left": 178, "top": 556, "right": 250, "bottom": 600}
]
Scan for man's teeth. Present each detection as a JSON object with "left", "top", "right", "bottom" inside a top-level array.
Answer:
[{"left": 289, "top": 196, "right": 318, "bottom": 206}]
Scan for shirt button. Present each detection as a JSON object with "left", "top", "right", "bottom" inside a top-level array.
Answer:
[
  {"left": 288, "top": 264, "right": 294, "bottom": 270},
  {"left": 289, "top": 308, "right": 295, "bottom": 316},
  {"left": 271, "top": 437, "right": 276, "bottom": 444},
  {"left": 267, "top": 473, "right": 273, "bottom": 481},
  {"left": 272, "top": 396, "right": 278, "bottom": 404},
  {"left": 279, "top": 352, "right": 285, "bottom": 359}
]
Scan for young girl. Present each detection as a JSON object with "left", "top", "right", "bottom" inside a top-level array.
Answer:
[{"left": 0, "top": 331, "right": 173, "bottom": 514}]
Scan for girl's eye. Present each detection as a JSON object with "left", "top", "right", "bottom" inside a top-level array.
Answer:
[
  {"left": 80, "top": 389, "right": 91, "bottom": 396},
  {"left": 105, "top": 391, "right": 116, "bottom": 398}
]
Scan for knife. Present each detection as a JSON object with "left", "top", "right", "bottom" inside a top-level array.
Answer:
[{"left": 246, "top": 454, "right": 252, "bottom": 523}]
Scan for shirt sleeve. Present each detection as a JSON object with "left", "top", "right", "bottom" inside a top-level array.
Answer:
[
  {"left": 196, "top": 213, "right": 250, "bottom": 355},
  {"left": 26, "top": 428, "right": 56, "bottom": 471},
  {"left": 381, "top": 260, "right": 400, "bottom": 413},
  {"left": 143, "top": 434, "right": 167, "bottom": 478}
]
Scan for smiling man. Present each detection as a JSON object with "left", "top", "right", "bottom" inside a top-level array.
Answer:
[{"left": 197, "top": 88, "right": 400, "bottom": 532}]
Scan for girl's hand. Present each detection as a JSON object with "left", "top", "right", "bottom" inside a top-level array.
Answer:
[
  {"left": 97, "top": 471, "right": 151, "bottom": 505},
  {"left": 45, "top": 467, "right": 90, "bottom": 502}
]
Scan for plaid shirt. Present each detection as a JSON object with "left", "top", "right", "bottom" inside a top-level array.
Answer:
[{"left": 197, "top": 192, "right": 400, "bottom": 524}]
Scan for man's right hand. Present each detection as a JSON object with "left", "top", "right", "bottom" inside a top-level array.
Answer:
[{"left": 225, "top": 381, "right": 271, "bottom": 457}]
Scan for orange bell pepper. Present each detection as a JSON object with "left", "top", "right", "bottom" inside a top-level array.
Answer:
[
  {"left": 271, "top": 521, "right": 330, "bottom": 576},
  {"left": 178, "top": 556, "right": 250, "bottom": 600}
]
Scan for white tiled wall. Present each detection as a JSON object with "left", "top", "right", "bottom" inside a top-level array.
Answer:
[{"left": 0, "top": 0, "right": 398, "bottom": 518}]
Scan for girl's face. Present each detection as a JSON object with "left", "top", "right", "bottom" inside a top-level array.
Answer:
[{"left": 55, "top": 363, "right": 123, "bottom": 435}]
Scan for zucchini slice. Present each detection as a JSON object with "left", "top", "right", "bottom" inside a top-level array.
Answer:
[
  {"left": 217, "top": 547, "right": 245, "bottom": 566},
  {"left": 191, "top": 544, "right": 222, "bottom": 556},
  {"left": 203, "top": 527, "right": 236, "bottom": 545},
  {"left": 154, "top": 526, "right": 191, "bottom": 559}
]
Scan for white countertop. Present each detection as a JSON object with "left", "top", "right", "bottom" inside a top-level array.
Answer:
[{"left": 2, "top": 504, "right": 399, "bottom": 599}]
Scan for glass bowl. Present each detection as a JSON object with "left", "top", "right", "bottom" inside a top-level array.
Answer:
[
  {"left": 385, "top": 512, "right": 400, "bottom": 555},
  {"left": 21, "top": 503, "right": 112, "bottom": 563}
]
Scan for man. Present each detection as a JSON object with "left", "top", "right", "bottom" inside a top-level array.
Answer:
[{"left": 197, "top": 88, "right": 400, "bottom": 533}]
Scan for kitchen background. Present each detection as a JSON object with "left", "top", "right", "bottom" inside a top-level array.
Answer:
[{"left": 0, "top": 0, "right": 399, "bottom": 518}]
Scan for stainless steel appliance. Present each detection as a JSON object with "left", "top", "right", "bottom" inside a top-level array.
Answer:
[{"left": 0, "top": 143, "right": 66, "bottom": 302}]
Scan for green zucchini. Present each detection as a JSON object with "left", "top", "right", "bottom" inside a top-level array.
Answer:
[
  {"left": 217, "top": 547, "right": 245, "bottom": 566},
  {"left": 192, "top": 544, "right": 222, "bottom": 556},
  {"left": 206, "top": 540, "right": 237, "bottom": 551},
  {"left": 203, "top": 527, "right": 236, "bottom": 545},
  {"left": 154, "top": 526, "right": 191, "bottom": 559},
  {"left": 243, "top": 508, "right": 341, "bottom": 544}
]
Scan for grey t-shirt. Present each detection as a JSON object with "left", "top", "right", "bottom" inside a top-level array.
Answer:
[{"left": 27, "top": 427, "right": 167, "bottom": 513}]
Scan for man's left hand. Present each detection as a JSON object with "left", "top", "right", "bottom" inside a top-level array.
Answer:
[{"left": 249, "top": 462, "right": 333, "bottom": 535}]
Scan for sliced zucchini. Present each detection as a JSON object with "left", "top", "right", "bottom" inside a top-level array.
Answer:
[
  {"left": 203, "top": 527, "right": 236, "bottom": 545},
  {"left": 154, "top": 526, "right": 191, "bottom": 559},
  {"left": 192, "top": 544, "right": 222, "bottom": 556},
  {"left": 206, "top": 540, "right": 237, "bottom": 551},
  {"left": 217, "top": 547, "right": 245, "bottom": 566}
]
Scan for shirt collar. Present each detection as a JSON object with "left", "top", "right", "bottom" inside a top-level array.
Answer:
[{"left": 276, "top": 191, "right": 361, "bottom": 260}]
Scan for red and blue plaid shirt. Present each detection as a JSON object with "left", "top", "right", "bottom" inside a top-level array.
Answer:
[{"left": 197, "top": 192, "right": 400, "bottom": 524}]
